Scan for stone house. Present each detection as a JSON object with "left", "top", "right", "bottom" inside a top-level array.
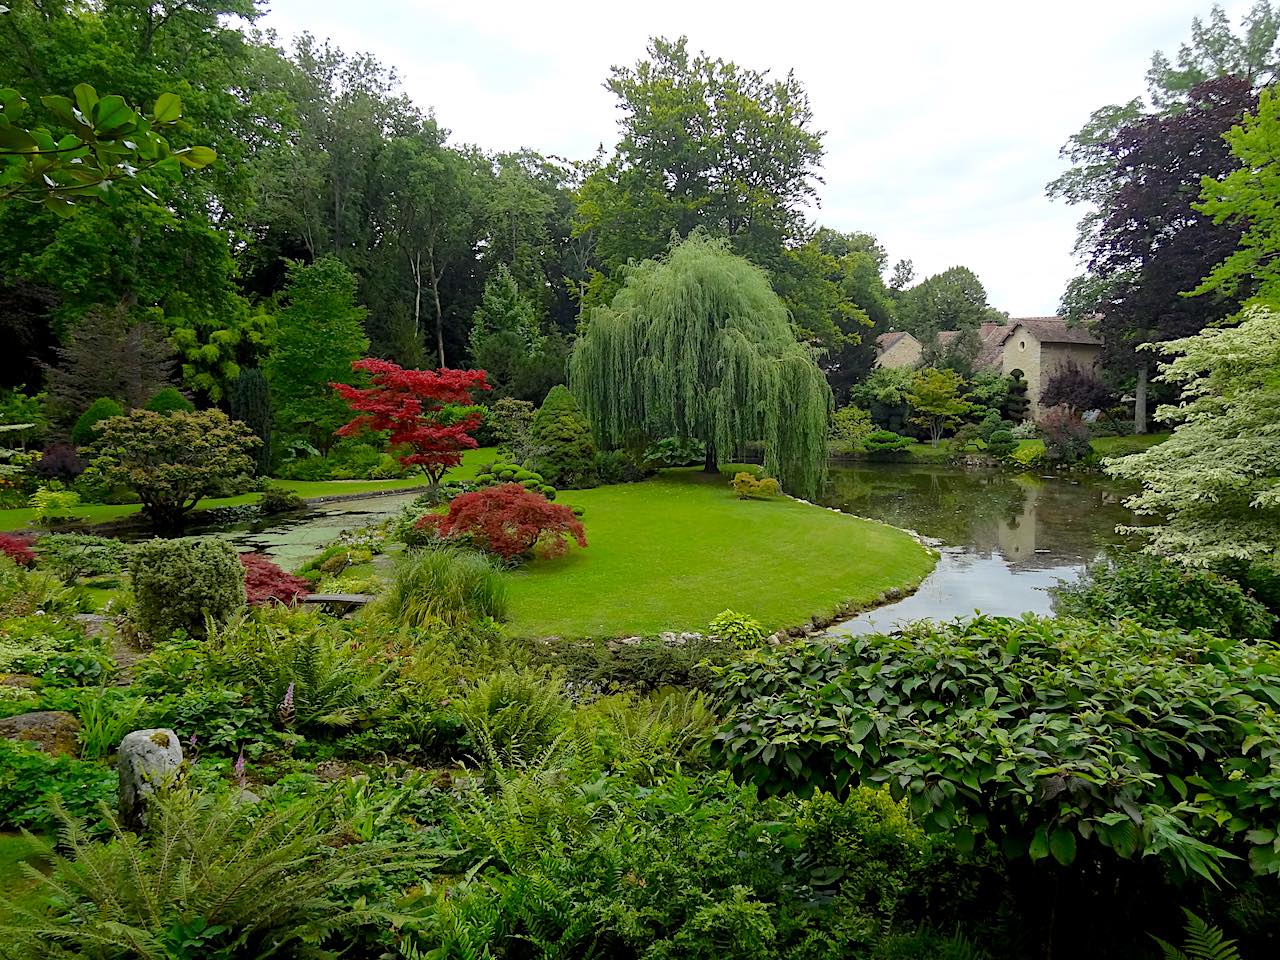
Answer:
[{"left": 874, "top": 317, "right": 1102, "bottom": 417}]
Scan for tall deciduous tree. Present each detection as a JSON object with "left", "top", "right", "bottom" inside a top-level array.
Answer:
[
  {"left": 1108, "top": 305, "right": 1280, "bottom": 567},
  {"left": 331, "top": 358, "right": 489, "bottom": 485},
  {"left": 895, "top": 266, "right": 1001, "bottom": 340},
  {"left": 263, "top": 257, "right": 368, "bottom": 452},
  {"left": 569, "top": 234, "right": 832, "bottom": 499},
  {"left": 1065, "top": 78, "right": 1256, "bottom": 433},
  {"left": 1195, "top": 87, "right": 1280, "bottom": 305},
  {"left": 576, "top": 36, "right": 824, "bottom": 282}
]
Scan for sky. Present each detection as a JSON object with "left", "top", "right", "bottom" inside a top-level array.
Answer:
[{"left": 256, "top": 0, "right": 1252, "bottom": 315}]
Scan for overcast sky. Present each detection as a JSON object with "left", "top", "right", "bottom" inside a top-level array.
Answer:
[{"left": 256, "top": 0, "right": 1250, "bottom": 315}]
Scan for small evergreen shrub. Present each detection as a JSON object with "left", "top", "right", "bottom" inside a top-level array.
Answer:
[
  {"left": 258, "top": 487, "right": 306, "bottom": 515},
  {"left": 531, "top": 385, "right": 596, "bottom": 487},
  {"left": 70, "top": 397, "right": 124, "bottom": 447},
  {"left": 240, "top": 553, "right": 311, "bottom": 606},
  {"left": 731, "top": 472, "right": 782, "bottom": 499},
  {"left": 472, "top": 461, "right": 557, "bottom": 499},
  {"left": 1051, "top": 553, "right": 1276, "bottom": 640},
  {"left": 144, "top": 387, "right": 196, "bottom": 415},
  {"left": 594, "top": 449, "right": 653, "bottom": 485},
  {"left": 986, "top": 429, "right": 1017, "bottom": 459},
  {"left": 130, "top": 537, "right": 246, "bottom": 640},
  {"left": 862, "top": 429, "right": 912, "bottom": 461}
]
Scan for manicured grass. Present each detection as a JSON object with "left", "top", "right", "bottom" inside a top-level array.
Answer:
[
  {"left": 1090, "top": 433, "right": 1170, "bottom": 456},
  {"left": 0, "top": 447, "right": 497, "bottom": 533},
  {"left": 502, "top": 469, "right": 936, "bottom": 639}
]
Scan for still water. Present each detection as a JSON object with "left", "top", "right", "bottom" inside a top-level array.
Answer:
[{"left": 820, "top": 463, "right": 1138, "bottom": 635}]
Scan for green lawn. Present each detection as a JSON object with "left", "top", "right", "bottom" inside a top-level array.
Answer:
[
  {"left": 0, "top": 447, "right": 496, "bottom": 533},
  {"left": 1012, "top": 433, "right": 1170, "bottom": 460},
  {"left": 502, "top": 469, "right": 936, "bottom": 639}
]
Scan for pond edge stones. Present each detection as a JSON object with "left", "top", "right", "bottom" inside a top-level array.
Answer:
[{"left": 118, "top": 728, "right": 183, "bottom": 830}]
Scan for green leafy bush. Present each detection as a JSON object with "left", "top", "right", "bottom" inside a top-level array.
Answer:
[
  {"left": 371, "top": 546, "right": 508, "bottom": 630},
  {"left": 258, "top": 487, "right": 306, "bottom": 515},
  {"left": 28, "top": 484, "right": 81, "bottom": 526},
  {"left": 1052, "top": 553, "right": 1276, "bottom": 640},
  {"left": 594, "top": 448, "right": 653, "bottom": 485},
  {"left": 130, "top": 537, "right": 246, "bottom": 640},
  {"left": 644, "top": 435, "right": 707, "bottom": 467},
  {"left": 74, "top": 688, "right": 152, "bottom": 760},
  {"left": 714, "top": 615, "right": 1280, "bottom": 881},
  {"left": 70, "top": 397, "right": 123, "bottom": 447},
  {"left": 35, "top": 533, "right": 128, "bottom": 583},
  {"left": 531, "top": 385, "right": 596, "bottom": 488},
  {"left": 708, "top": 609, "right": 768, "bottom": 648},
  {"left": 829, "top": 403, "right": 874, "bottom": 452},
  {"left": 533, "top": 635, "right": 734, "bottom": 693},
  {"left": 0, "top": 738, "right": 116, "bottom": 830},
  {"left": 143, "top": 386, "right": 195, "bottom": 414}
]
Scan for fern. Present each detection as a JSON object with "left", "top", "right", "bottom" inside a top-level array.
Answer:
[
  {"left": 0, "top": 787, "right": 440, "bottom": 959},
  {"left": 1153, "top": 910, "right": 1243, "bottom": 960}
]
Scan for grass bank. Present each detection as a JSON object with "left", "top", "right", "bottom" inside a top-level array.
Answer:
[{"left": 503, "top": 468, "right": 936, "bottom": 639}]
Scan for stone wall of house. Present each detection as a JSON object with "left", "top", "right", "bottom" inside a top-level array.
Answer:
[
  {"left": 876, "top": 335, "right": 922, "bottom": 369},
  {"left": 1000, "top": 329, "right": 1102, "bottom": 417}
]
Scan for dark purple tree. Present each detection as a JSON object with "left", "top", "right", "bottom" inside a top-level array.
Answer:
[
  {"left": 1068, "top": 77, "right": 1257, "bottom": 431},
  {"left": 1040, "top": 360, "right": 1115, "bottom": 413}
]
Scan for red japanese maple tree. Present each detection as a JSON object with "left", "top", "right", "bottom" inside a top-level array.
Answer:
[
  {"left": 331, "top": 359, "right": 490, "bottom": 484},
  {"left": 417, "top": 484, "right": 587, "bottom": 560},
  {"left": 240, "top": 553, "right": 311, "bottom": 605}
]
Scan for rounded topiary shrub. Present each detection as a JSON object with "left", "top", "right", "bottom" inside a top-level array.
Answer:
[
  {"left": 986, "top": 429, "right": 1017, "bottom": 459},
  {"left": 144, "top": 387, "right": 196, "bottom": 415},
  {"left": 71, "top": 397, "right": 124, "bottom": 447},
  {"left": 130, "top": 537, "right": 246, "bottom": 640}
]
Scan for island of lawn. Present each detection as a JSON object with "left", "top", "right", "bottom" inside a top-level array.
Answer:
[{"left": 502, "top": 468, "right": 936, "bottom": 638}]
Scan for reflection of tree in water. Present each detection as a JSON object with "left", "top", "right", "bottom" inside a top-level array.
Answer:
[{"left": 822, "top": 465, "right": 1136, "bottom": 569}]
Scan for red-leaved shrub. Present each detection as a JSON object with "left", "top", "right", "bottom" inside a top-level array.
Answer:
[
  {"left": 417, "top": 483, "right": 586, "bottom": 560},
  {"left": 0, "top": 533, "right": 36, "bottom": 568},
  {"left": 240, "top": 552, "right": 311, "bottom": 605}
]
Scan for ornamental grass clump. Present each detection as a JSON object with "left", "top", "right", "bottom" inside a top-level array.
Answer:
[{"left": 372, "top": 545, "right": 508, "bottom": 630}]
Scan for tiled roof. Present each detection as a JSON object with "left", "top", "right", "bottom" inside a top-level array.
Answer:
[
  {"left": 1008, "top": 316, "right": 1101, "bottom": 346},
  {"left": 876, "top": 331, "right": 910, "bottom": 350}
]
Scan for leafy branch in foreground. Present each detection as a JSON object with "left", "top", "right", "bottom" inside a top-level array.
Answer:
[{"left": 0, "top": 83, "right": 215, "bottom": 212}]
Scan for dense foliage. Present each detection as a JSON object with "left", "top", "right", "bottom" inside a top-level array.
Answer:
[
  {"left": 239, "top": 552, "right": 310, "bottom": 606},
  {"left": 715, "top": 616, "right": 1280, "bottom": 881},
  {"left": 530, "top": 385, "right": 596, "bottom": 488},
  {"left": 1052, "top": 553, "right": 1276, "bottom": 639}
]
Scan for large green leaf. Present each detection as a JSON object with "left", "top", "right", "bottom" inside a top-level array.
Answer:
[{"left": 152, "top": 92, "right": 182, "bottom": 124}]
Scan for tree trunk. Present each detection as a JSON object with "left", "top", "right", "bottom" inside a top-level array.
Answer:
[
  {"left": 409, "top": 249, "right": 422, "bottom": 344},
  {"left": 1134, "top": 362, "right": 1148, "bottom": 435},
  {"left": 703, "top": 440, "right": 718, "bottom": 474}
]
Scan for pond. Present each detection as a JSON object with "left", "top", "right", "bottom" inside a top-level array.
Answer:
[{"left": 820, "top": 463, "right": 1138, "bottom": 635}]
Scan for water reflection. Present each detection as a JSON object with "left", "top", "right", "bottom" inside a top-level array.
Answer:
[{"left": 821, "top": 463, "right": 1137, "bottom": 634}]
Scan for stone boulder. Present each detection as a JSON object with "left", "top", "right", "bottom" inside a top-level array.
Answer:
[
  {"left": 117, "top": 728, "right": 183, "bottom": 830},
  {"left": 0, "top": 710, "right": 80, "bottom": 756}
]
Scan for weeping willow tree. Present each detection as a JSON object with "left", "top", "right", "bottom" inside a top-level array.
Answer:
[{"left": 569, "top": 234, "right": 832, "bottom": 499}]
